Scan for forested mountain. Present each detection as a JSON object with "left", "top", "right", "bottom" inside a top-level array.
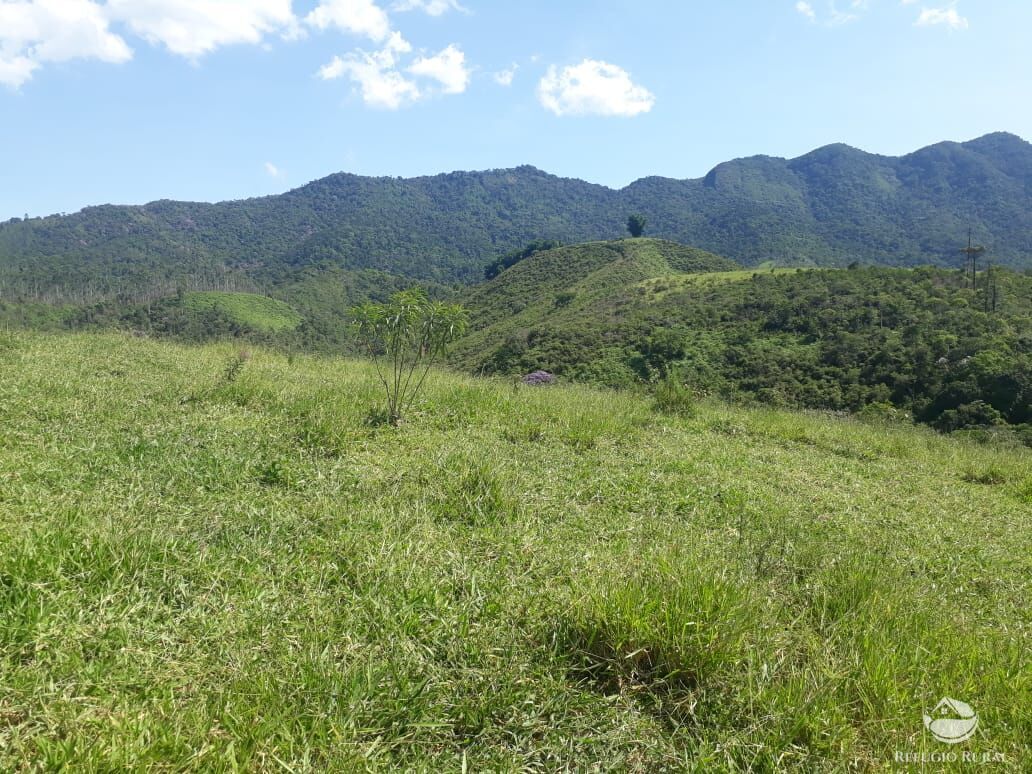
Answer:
[{"left": 2, "top": 133, "right": 1030, "bottom": 301}]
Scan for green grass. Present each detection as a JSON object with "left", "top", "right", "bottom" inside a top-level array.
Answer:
[
  {"left": 633, "top": 268, "right": 804, "bottom": 299},
  {"left": 183, "top": 291, "right": 303, "bottom": 332},
  {"left": 0, "top": 332, "right": 1029, "bottom": 770}
]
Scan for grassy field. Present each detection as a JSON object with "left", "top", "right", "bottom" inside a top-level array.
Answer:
[
  {"left": 183, "top": 292, "right": 303, "bottom": 333},
  {"left": 0, "top": 332, "right": 1029, "bottom": 771}
]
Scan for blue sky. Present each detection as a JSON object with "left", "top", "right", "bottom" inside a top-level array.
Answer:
[{"left": 2, "top": 0, "right": 1030, "bottom": 220}]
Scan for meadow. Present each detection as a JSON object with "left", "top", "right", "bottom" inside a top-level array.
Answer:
[
  {"left": 182, "top": 292, "right": 304, "bottom": 334},
  {"left": 0, "top": 331, "right": 1028, "bottom": 771}
]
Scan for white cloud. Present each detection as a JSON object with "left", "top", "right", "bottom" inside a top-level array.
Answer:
[
  {"left": 538, "top": 59, "right": 654, "bottom": 118},
  {"left": 392, "top": 0, "right": 465, "bottom": 15},
  {"left": 105, "top": 0, "right": 297, "bottom": 58},
  {"left": 795, "top": 1, "right": 816, "bottom": 21},
  {"left": 0, "top": 54, "right": 38, "bottom": 87},
  {"left": 493, "top": 63, "right": 517, "bottom": 86},
  {"left": 915, "top": 6, "right": 968, "bottom": 30},
  {"left": 3, "top": 0, "right": 480, "bottom": 95},
  {"left": 319, "top": 30, "right": 472, "bottom": 108},
  {"left": 305, "top": 0, "right": 392, "bottom": 42},
  {"left": 0, "top": 0, "right": 132, "bottom": 88},
  {"left": 318, "top": 55, "right": 346, "bottom": 79},
  {"left": 408, "top": 43, "right": 468, "bottom": 93},
  {"left": 317, "top": 31, "right": 420, "bottom": 109},
  {"left": 264, "top": 161, "right": 281, "bottom": 177}
]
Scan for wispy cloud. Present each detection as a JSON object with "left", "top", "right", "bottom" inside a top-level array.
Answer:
[
  {"left": 915, "top": 6, "right": 969, "bottom": 30},
  {"left": 264, "top": 161, "right": 282, "bottom": 178},
  {"left": 392, "top": 0, "right": 467, "bottom": 16},
  {"left": 794, "top": 1, "right": 863, "bottom": 26},
  {"left": 493, "top": 64, "right": 518, "bottom": 87},
  {"left": 795, "top": 0, "right": 970, "bottom": 30}
]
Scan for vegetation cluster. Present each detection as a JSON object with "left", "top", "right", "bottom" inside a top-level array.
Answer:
[{"left": 455, "top": 241, "right": 1032, "bottom": 444}]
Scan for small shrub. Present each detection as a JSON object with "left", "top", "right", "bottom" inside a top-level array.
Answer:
[
  {"left": 351, "top": 290, "right": 467, "bottom": 426},
  {"left": 856, "top": 401, "right": 911, "bottom": 425},
  {"left": 935, "top": 400, "right": 1005, "bottom": 433},
  {"left": 222, "top": 349, "right": 252, "bottom": 383},
  {"left": 653, "top": 373, "right": 696, "bottom": 417}
]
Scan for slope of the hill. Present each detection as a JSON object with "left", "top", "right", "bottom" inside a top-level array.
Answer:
[
  {"left": 2, "top": 133, "right": 1031, "bottom": 301},
  {"left": 466, "top": 238, "right": 735, "bottom": 326},
  {"left": 0, "top": 332, "right": 1028, "bottom": 769},
  {"left": 454, "top": 248, "right": 1032, "bottom": 439},
  {"left": 451, "top": 239, "right": 736, "bottom": 375}
]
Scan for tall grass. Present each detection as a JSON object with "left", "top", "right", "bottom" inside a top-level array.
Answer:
[{"left": 0, "top": 331, "right": 1028, "bottom": 770}]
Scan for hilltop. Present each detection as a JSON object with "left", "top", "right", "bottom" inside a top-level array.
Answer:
[
  {"left": 2, "top": 133, "right": 1032, "bottom": 302},
  {"left": 452, "top": 239, "right": 736, "bottom": 375},
  {"left": 462, "top": 238, "right": 736, "bottom": 330}
]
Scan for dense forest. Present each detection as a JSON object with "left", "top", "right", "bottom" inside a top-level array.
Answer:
[{"left": 1, "top": 133, "right": 1031, "bottom": 303}]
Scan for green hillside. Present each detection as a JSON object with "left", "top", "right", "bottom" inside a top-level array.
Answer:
[
  {"left": 2, "top": 133, "right": 1032, "bottom": 302},
  {"left": 0, "top": 332, "right": 1028, "bottom": 769},
  {"left": 182, "top": 292, "right": 303, "bottom": 333},
  {"left": 455, "top": 241, "right": 1032, "bottom": 440},
  {"left": 452, "top": 239, "right": 737, "bottom": 375}
]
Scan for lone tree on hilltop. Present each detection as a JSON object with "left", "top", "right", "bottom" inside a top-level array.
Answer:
[
  {"left": 351, "top": 289, "right": 468, "bottom": 426},
  {"left": 627, "top": 214, "right": 647, "bottom": 238}
]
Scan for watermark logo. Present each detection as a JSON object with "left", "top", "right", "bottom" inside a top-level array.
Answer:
[
  {"left": 895, "top": 697, "right": 1006, "bottom": 764},
  {"left": 923, "top": 697, "right": 979, "bottom": 744}
]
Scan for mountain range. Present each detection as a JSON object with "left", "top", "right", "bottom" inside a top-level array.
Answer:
[{"left": 1, "top": 132, "right": 1030, "bottom": 302}]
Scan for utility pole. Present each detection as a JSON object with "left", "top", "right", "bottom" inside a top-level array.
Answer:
[{"left": 959, "top": 229, "right": 986, "bottom": 289}]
